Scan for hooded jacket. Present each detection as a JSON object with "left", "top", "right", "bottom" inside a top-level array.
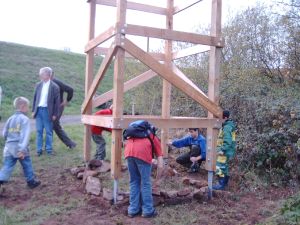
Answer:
[
  {"left": 216, "top": 119, "right": 236, "bottom": 159},
  {"left": 2, "top": 111, "right": 31, "bottom": 158}
]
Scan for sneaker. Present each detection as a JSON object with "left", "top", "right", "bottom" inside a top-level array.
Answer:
[
  {"left": 27, "top": 180, "right": 41, "bottom": 189},
  {"left": 127, "top": 210, "right": 142, "bottom": 218},
  {"left": 142, "top": 210, "right": 158, "bottom": 218},
  {"left": 187, "top": 162, "right": 200, "bottom": 173},
  {"left": 47, "top": 151, "right": 56, "bottom": 156},
  {"left": 68, "top": 142, "right": 77, "bottom": 150}
]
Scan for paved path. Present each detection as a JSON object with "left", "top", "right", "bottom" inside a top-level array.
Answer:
[{"left": 0, "top": 115, "right": 81, "bottom": 132}]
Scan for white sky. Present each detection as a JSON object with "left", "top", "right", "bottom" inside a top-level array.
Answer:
[{"left": 0, "top": 0, "right": 261, "bottom": 54}]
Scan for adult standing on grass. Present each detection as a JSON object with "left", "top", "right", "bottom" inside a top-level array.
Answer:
[
  {"left": 32, "top": 67, "right": 60, "bottom": 156},
  {"left": 50, "top": 71, "right": 76, "bottom": 149}
]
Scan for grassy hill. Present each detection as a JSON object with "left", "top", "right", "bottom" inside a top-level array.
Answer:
[{"left": 0, "top": 41, "right": 113, "bottom": 119}]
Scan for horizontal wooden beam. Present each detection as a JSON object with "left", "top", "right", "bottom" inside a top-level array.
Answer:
[
  {"left": 172, "top": 45, "right": 210, "bottom": 59},
  {"left": 82, "top": 114, "right": 115, "bottom": 128},
  {"left": 85, "top": 26, "right": 116, "bottom": 53},
  {"left": 92, "top": 70, "right": 157, "bottom": 108},
  {"left": 173, "top": 0, "right": 203, "bottom": 15},
  {"left": 94, "top": 0, "right": 167, "bottom": 15},
  {"left": 117, "top": 116, "right": 222, "bottom": 129},
  {"left": 81, "top": 114, "right": 222, "bottom": 129},
  {"left": 94, "top": 46, "right": 165, "bottom": 61},
  {"left": 121, "top": 38, "right": 223, "bottom": 118},
  {"left": 81, "top": 44, "right": 117, "bottom": 114},
  {"left": 125, "top": 24, "right": 224, "bottom": 47}
]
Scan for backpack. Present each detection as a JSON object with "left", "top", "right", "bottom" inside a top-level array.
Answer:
[{"left": 123, "top": 120, "right": 157, "bottom": 157}]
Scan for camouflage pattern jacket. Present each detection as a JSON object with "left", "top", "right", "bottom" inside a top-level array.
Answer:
[{"left": 216, "top": 119, "right": 236, "bottom": 159}]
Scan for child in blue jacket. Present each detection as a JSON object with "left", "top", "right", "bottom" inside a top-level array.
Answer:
[{"left": 169, "top": 128, "right": 206, "bottom": 173}]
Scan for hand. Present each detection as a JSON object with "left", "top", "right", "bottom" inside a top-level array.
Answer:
[
  {"left": 60, "top": 100, "right": 68, "bottom": 107},
  {"left": 167, "top": 140, "right": 172, "bottom": 146},
  {"left": 32, "top": 112, "right": 35, "bottom": 118},
  {"left": 190, "top": 156, "right": 199, "bottom": 163},
  {"left": 52, "top": 116, "right": 56, "bottom": 121},
  {"left": 17, "top": 152, "right": 25, "bottom": 160}
]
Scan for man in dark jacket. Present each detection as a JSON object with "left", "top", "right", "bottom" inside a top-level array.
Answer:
[
  {"left": 169, "top": 128, "right": 206, "bottom": 173},
  {"left": 213, "top": 110, "right": 236, "bottom": 190},
  {"left": 51, "top": 72, "right": 76, "bottom": 149},
  {"left": 32, "top": 67, "right": 60, "bottom": 156}
]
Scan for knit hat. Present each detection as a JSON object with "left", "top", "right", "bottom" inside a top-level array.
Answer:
[{"left": 223, "top": 110, "right": 230, "bottom": 118}]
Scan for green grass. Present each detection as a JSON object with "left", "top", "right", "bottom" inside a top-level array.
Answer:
[
  {"left": 260, "top": 191, "right": 300, "bottom": 225},
  {"left": 0, "top": 125, "right": 107, "bottom": 224},
  {"left": 0, "top": 41, "right": 114, "bottom": 120}
]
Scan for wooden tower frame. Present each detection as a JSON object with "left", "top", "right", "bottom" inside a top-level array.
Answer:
[{"left": 82, "top": 0, "right": 223, "bottom": 198}]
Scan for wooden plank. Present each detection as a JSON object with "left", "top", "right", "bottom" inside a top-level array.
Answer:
[
  {"left": 92, "top": 70, "right": 157, "bottom": 108},
  {"left": 84, "top": 26, "right": 116, "bottom": 53},
  {"left": 94, "top": 46, "right": 165, "bottom": 61},
  {"left": 161, "top": 0, "right": 174, "bottom": 158},
  {"left": 206, "top": 0, "right": 222, "bottom": 172},
  {"left": 116, "top": 116, "right": 222, "bottom": 129},
  {"left": 121, "top": 38, "right": 223, "bottom": 118},
  {"left": 172, "top": 45, "right": 210, "bottom": 59},
  {"left": 81, "top": 114, "right": 114, "bottom": 128},
  {"left": 126, "top": 24, "right": 224, "bottom": 47},
  {"left": 95, "top": 0, "right": 167, "bottom": 15},
  {"left": 173, "top": 0, "right": 203, "bottom": 15},
  {"left": 81, "top": 115, "right": 222, "bottom": 129},
  {"left": 111, "top": 0, "right": 126, "bottom": 180},
  {"left": 81, "top": 44, "right": 117, "bottom": 114},
  {"left": 83, "top": 0, "right": 96, "bottom": 162}
]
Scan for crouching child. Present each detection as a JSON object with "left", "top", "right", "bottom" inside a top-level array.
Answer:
[{"left": 0, "top": 97, "right": 41, "bottom": 191}]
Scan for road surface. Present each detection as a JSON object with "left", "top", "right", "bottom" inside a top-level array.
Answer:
[{"left": 0, "top": 115, "right": 81, "bottom": 132}]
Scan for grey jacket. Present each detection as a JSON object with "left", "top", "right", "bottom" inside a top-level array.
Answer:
[
  {"left": 32, "top": 80, "right": 60, "bottom": 120},
  {"left": 2, "top": 111, "right": 31, "bottom": 157}
]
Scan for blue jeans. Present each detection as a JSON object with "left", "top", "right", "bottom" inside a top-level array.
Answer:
[
  {"left": 127, "top": 157, "right": 154, "bottom": 216},
  {"left": 36, "top": 107, "right": 53, "bottom": 153},
  {"left": 0, "top": 156, "right": 35, "bottom": 182}
]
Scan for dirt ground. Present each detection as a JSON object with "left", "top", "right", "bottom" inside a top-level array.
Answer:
[{"left": 0, "top": 152, "right": 297, "bottom": 225}]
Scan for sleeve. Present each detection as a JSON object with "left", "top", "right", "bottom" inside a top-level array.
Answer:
[
  {"left": 172, "top": 136, "right": 191, "bottom": 148},
  {"left": 53, "top": 85, "right": 61, "bottom": 118},
  {"left": 18, "top": 118, "right": 31, "bottom": 152},
  {"left": 2, "top": 119, "right": 10, "bottom": 141},
  {"left": 55, "top": 79, "right": 74, "bottom": 102},
  {"left": 32, "top": 84, "right": 38, "bottom": 113},
  {"left": 221, "top": 125, "right": 233, "bottom": 153},
  {"left": 200, "top": 138, "right": 206, "bottom": 160}
]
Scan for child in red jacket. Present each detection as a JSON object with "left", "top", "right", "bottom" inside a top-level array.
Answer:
[
  {"left": 91, "top": 106, "right": 112, "bottom": 161},
  {"left": 124, "top": 133, "right": 163, "bottom": 218}
]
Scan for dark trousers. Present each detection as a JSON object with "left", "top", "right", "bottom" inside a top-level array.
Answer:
[
  {"left": 53, "top": 105, "right": 75, "bottom": 148},
  {"left": 176, "top": 145, "right": 203, "bottom": 168}
]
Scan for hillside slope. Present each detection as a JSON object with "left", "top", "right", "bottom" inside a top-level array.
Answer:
[{"left": 0, "top": 41, "right": 113, "bottom": 119}]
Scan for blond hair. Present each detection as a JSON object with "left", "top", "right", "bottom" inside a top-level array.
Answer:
[{"left": 13, "top": 97, "right": 30, "bottom": 110}]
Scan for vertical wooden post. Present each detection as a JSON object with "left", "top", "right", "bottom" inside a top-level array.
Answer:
[
  {"left": 206, "top": 0, "right": 222, "bottom": 198},
  {"left": 111, "top": 0, "right": 126, "bottom": 179},
  {"left": 161, "top": 0, "right": 173, "bottom": 159},
  {"left": 83, "top": 0, "right": 96, "bottom": 162}
]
